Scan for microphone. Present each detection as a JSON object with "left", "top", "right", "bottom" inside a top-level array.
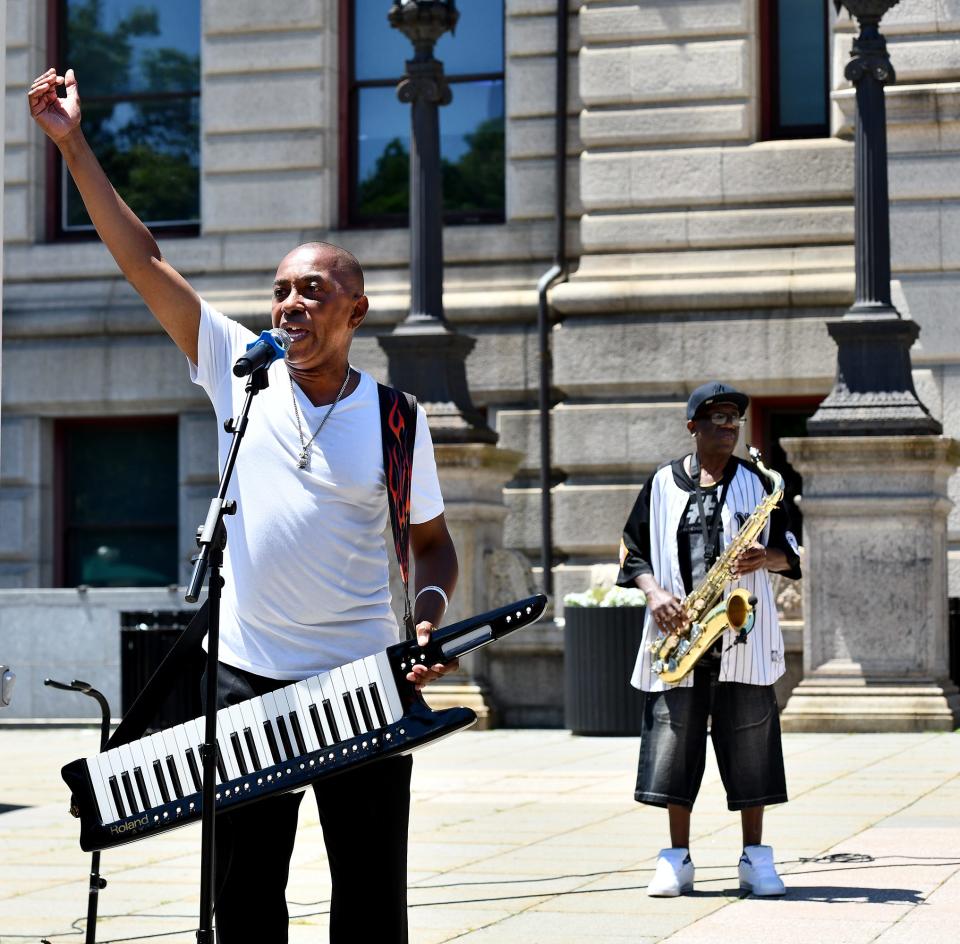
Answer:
[{"left": 233, "top": 327, "right": 293, "bottom": 377}]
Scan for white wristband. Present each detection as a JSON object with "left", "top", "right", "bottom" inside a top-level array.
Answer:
[{"left": 415, "top": 585, "right": 448, "bottom": 612}]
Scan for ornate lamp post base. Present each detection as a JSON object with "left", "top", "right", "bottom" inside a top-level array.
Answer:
[
  {"left": 809, "top": 319, "right": 940, "bottom": 435},
  {"left": 785, "top": 2, "right": 958, "bottom": 733},
  {"left": 380, "top": 0, "right": 496, "bottom": 445},
  {"left": 810, "top": 0, "right": 941, "bottom": 436},
  {"left": 379, "top": 326, "right": 497, "bottom": 444}
]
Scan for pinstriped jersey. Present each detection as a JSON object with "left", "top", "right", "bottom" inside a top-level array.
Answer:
[{"left": 618, "top": 456, "right": 801, "bottom": 692}]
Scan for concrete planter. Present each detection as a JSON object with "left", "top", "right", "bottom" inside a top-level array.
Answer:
[{"left": 563, "top": 606, "right": 645, "bottom": 735}]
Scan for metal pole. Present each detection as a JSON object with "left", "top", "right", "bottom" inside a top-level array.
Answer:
[
  {"left": 403, "top": 48, "right": 448, "bottom": 323},
  {"left": 848, "top": 11, "right": 893, "bottom": 314},
  {"left": 382, "top": 1, "right": 496, "bottom": 444},
  {"left": 807, "top": 1, "right": 939, "bottom": 436}
]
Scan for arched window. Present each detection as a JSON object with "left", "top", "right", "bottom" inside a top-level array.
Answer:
[
  {"left": 341, "top": 0, "right": 505, "bottom": 227},
  {"left": 49, "top": 0, "right": 201, "bottom": 237}
]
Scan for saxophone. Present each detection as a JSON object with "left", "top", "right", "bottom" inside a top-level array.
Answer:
[{"left": 650, "top": 446, "right": 784, "bottom": 684}]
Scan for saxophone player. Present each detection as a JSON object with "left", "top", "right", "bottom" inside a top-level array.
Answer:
[{"left": 617, "top": 382, "right": 801, "bottom": 898}]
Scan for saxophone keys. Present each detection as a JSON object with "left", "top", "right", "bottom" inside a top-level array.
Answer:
[
  {"left": 677, "top": 639, "right": 691, "bottom": 657},
  {"left": 652, "top": 659, "right": 664, "bottom": 675},
  {"left": 689, "top": 622, "right": 702, "bottom": 642}
]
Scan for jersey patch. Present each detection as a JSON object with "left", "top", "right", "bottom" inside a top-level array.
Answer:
[{"left": 785, "top": 530, "right": 800, "bottom": 554}]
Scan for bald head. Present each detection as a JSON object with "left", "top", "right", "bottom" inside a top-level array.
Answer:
[{"left": 280, "top": 241, "right": 365, "bottom": 298}]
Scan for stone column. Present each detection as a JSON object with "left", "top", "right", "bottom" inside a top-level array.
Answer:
[
  {"left": 420, "top": 443, "right": 524, "bottom": 729},
  {"left": 780, "top": 436, "right": 960, "bottom": 731}
]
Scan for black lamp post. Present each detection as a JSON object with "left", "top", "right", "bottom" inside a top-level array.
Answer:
[
  {"left": 808, "top": 0, "right": 941, "bottom": 435},
  {"left": 379, "top": 0, "right": 496, "bottom": 444}
]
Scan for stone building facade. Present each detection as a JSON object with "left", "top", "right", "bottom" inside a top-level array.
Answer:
[{"left": 2, "top": 1, "right": 960, "bottom": 722}]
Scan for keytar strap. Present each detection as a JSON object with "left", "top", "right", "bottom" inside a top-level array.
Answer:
[{"left": 377, "top": 384, "right": 418, "bottom": 640}]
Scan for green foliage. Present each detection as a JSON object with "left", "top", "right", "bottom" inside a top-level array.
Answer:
[
  {"left": 356, "top": 116, "right": 505, "bottom": 220},
  {"left": 68, "top": 98, "right": 199, "bottom": 226},
  {"left": 442, "top": 117, "right": 505, "bottom": 213},
  {"left": 64, "top": 0, "right": 200, "bottom": 228},
  {"left": 66, "top": 0, "right": 161, "bottom": 97},
  {"left": 357, "top": 139, "right": 412, "bottom": 215}
]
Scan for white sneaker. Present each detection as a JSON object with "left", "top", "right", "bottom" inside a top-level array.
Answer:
[
  {"left": 739, "top": 844, "right": 786, "bottom": 896},
  {"left": 647, "top": 847, "right": 695, "bottom": 897}
]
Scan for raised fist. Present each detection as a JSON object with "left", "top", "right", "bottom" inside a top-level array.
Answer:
[{"left": 28, "top": 68, "right": 81, "bottom": 143}]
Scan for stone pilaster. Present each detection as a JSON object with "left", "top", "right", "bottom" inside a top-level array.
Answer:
[
  {"left": 420, "top": 443, "right": 525, "bottom": 729},
  {"left": 781, "top": 435, "right": 960, "bottom": 732}
]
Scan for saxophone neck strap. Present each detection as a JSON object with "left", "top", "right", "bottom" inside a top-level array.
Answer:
[{"left": 689, "top": 453, "right": 732, "bottom": 566}]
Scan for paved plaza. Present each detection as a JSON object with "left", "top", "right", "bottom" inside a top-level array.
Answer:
[{"left": 0, "top": 726, "right": 958, "bottom": 943}]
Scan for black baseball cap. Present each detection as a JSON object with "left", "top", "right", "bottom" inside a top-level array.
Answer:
[{"left": 687, "top": 381, "right": 750, "bottom": 420}]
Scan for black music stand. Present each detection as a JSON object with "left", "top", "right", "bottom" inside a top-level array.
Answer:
[
  {"left": 44, "top": 678, "right": 112, "bottom": 944},
  {"left": 185, "top": 365, "right": 269, "bottom": 944}
]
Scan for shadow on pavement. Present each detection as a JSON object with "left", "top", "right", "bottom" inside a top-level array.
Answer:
[{"left": 777, "top": 885, "right": 924, "bottom": 904}]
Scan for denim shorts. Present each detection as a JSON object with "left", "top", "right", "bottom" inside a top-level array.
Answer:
[{"left": 635, "top": 663, "right": 788, "bottom": 811}]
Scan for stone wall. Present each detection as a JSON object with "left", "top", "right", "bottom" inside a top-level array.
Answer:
[
  {"left": 0, "top": 588, "right": 201, "bottom": 720},
  {"left": 3, "top": 1, "right": 960, "bottom": 722},
  {"left": 0, "top": 0, "right": 580, "bottom": 591}
]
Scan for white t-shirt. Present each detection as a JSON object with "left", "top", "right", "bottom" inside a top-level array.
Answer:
[{"left": 189, "top": 300, "right": 445, "bottom": 679}]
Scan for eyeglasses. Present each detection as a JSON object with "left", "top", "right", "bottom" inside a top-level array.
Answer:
[{"left": 703, "top": 411, "right": 745, "bottom": 427}]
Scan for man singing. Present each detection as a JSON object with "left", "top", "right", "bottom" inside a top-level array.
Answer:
[{"left": 30, "top": 67, "right": 458, "bottom": 943}]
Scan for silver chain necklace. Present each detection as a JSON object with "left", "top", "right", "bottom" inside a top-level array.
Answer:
[{"left": 289, "top": 365, "right": 352, "bottom": 470}]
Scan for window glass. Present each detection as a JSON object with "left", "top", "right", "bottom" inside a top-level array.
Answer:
[
  {"left": 777, "top": 0, "right": 828, "bottom": 129},
  {"left": 354, "top": 0, "right": 417, "bottom": 82},
  {"left": 61, "top": 422, "right": 179, "bottom": 587},
  {"left": 60, "top": 0, "right": 200, "bottom": 232},
  {"left": 356, "top": 79, "right": 504, "bottom": 218},
  {"left": 434, "top": 2, "right": 504, "bottom": 76},
  {"left": 349, "top": 0, "right": 505, "bottom": 226},
  {"left": 355, "top": 0, "right": 503, "bottom": 81}
]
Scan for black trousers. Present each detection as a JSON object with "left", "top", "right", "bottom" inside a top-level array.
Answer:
[
  {"left": 634, "top": 661, "right": 788, "bottom": 812},
  {"left": 208, "top": 662, "right": 412, "bottom": 944}
]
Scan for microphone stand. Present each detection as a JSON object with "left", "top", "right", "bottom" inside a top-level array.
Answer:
[
  {"left": 186, "top": 365, "right": 270, "bottom": 944},
  {"left": 44, "top": 678, "right": 112, "bottom": 944}
]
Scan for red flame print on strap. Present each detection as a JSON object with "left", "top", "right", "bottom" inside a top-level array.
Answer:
[{"left": 385, "top": 393, "right": 413, "bottom": 585}]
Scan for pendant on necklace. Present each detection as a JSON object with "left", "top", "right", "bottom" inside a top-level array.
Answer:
[{"left": 297, "top": 449, "right": 309, "bottom": 470}]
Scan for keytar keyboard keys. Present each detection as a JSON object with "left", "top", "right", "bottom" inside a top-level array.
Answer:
[{"left": 374, "top": 651, "right": 404, "bottom": 722}]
